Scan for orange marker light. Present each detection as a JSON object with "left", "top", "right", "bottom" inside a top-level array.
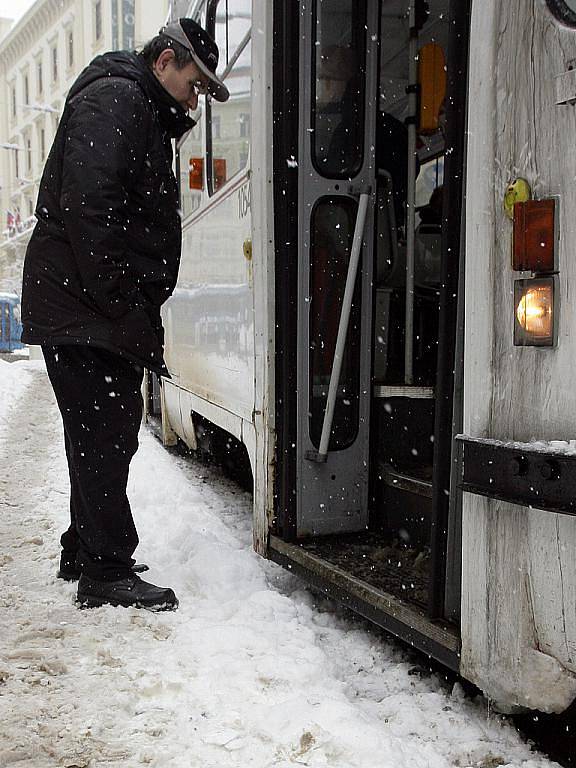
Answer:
[
  {"left": 513, "top": 199, "right": 556, "bottom": 273},
  {"left": 514, "top": 278, "right": 556, "bottom": 346}
]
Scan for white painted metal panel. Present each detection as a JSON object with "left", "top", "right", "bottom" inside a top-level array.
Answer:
[
  {"left": 249, "top": 1, "right": 277, "bottom": 555},
  {"left": 163, "top": 174, "right": 255, "bottom": 423},
  {"left": 462, "top": 0, "right": 576, "bottom": 712}
]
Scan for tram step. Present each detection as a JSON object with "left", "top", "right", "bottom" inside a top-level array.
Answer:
[
  {"left": 268, "top": 535, "right": 460, "bottom": 669},
  {"left": 373, "top": 462, "right": 432, "bottom": 547},
  {"left": 380, "top": 464, "right": 433, "bottom": 498}
]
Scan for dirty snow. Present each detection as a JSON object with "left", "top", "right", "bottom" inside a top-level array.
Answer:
[{"left": 0, "top": 361, "right": 559, "bottom": 767}]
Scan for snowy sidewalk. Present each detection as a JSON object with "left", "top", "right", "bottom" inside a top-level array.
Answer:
[{"left": 0, "top": 360, "right": 558, "bottom": 768}]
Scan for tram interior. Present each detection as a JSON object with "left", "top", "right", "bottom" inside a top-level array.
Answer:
[{"left": 302, "top": 0, "right": 453, "bottom": 616}]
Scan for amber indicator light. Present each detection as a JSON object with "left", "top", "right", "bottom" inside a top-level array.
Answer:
[
  {"left": 514, "top": 277, "right": 555, "bottom": 347},
  {"left": 513, "top": 199, "right": 556, "bottom": 272}
]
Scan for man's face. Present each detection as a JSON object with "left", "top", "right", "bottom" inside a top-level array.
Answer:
[{"left": 153, "top": 50, "right": 209, "bottom": 112}]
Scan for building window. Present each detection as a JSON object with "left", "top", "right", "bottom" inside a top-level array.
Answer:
[
  {"left": 239, "top": 112, "right": 250, "bottom": 138},
  {"left": 15, "top": 149, "right": 19, "bottom": 180},
  {"left": 24, "top": 74, "right": 29, "bottom": 105},
  {"left": 26, "top": 137, "right": 32, "bottom": 174},
  {"left": 11, "top": 85, "right": 16, "bottom": 118},
  {"left": 212, "top": 114, "right": 221, "bottom": 140},
  {"left": 37, "top": 61, "right": 43, "bottom": 97},
  {"left": 40, "top": 128, "right": 46, "bottom": 162},
  {"left": 51, "top": 45, "right": 58, "bottom": 83},
  {"left": 67, "top": 29, "right": 74, "bottom": 68},
  {"left": 95, "top": 1, "right": 103, "bottom": 41},
  {"left": 28, "top": 199, "right": 34, "bottom": 217}
]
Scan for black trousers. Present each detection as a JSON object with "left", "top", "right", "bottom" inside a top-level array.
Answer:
[{"left": 42, "top": 345, "right": 144, "bottom": 580}]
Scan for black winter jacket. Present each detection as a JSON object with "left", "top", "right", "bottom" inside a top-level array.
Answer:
[{"left": 21, "top": 51, "right": 193, "bottom": 375}]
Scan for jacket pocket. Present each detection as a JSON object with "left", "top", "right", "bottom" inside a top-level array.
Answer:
[{"left": 111, "top": 306, "right": 165, "bottom": 370}]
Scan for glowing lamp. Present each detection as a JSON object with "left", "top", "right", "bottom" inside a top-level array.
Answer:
[{"left": 514, "top": 277, "right": 556, "bottom": 347}]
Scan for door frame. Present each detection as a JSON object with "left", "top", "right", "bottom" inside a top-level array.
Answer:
[{"left": 428, "top": 0, "right": 472, "bottom": 621}]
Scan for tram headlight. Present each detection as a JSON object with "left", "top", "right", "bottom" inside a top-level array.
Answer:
[{"left": 514, "top": 277, "right": 556, "bottom": 347}]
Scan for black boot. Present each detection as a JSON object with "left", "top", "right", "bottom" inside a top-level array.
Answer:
[
  {"left": 57, "top": 551, "right": 149, "bottom": 582},
  {"left": 77, "top": 573, "right": 178, "bottom": 611}
]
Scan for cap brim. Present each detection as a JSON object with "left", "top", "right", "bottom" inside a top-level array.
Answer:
[
  {"left": 160, "top": 22, "right": 230, "bottom": 102},
  {"left": 188, "top": 49, "right": 230, "bottom": 102}
]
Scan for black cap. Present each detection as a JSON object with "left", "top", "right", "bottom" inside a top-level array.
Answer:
[{"left": 160, "top": 19, "right": 229, "bottom": 102}]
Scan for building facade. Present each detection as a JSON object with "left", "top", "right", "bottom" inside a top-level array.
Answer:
[{"left": 0, "top": 0, "right": 170, "bottom": 293}]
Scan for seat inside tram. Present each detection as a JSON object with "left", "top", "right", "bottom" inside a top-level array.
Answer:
[{"left": 301, "top": 0, "right": 453, "bottom": 613}]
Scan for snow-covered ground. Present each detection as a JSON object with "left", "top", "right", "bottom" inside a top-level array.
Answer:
[{"left": 0, "top": 359, "right": 560, "bottom": 768}]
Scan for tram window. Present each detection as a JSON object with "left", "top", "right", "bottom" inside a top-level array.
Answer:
[
  {"left": 178, "top": 116, "right": 204, "bottom": 220},
  {"left": 312, "top": 0, "right": 366, "bottom": 179},
  {"left": 546, "top": 0, "right": 576, "bottom": 27},
  {"left": 415, "top": 156, "right": 444, "bottom": 219},
  {"left": 309, "top": 197, "right": 361, "bottom": 450},
  {"left": 208, "top": 0, "right": 251, "bottom": 195}
]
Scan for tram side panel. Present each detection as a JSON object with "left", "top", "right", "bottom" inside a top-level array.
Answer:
[
  {"left": 163, "top": 179, "right": 255, "bottom": 424},
  {"left": 158, "top": 1, "right": 277, "bottom": 553},
  {"left": 160, "top": 0, "right": 256, "bottom": 453},
  {"left": 462, "top": 0, "right": 576, "bottom": 712}
]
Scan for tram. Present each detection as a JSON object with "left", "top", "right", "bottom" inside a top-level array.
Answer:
[
  {"left": 0, "top": 293, "right": 24, "bottom": 353},
  {"left": 146, "top": 0, "right": 576, "bottom": 712}
]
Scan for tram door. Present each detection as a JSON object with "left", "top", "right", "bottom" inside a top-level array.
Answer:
[
  {"left": 294, "top": 0, "right": 465, "bottom": 621},
  {"left": 296, "top": 0, "right": 380, "bottom": 536}
]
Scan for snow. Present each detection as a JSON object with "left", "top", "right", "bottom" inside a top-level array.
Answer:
[
  {"left": 457, "top": 434, "right": 576, "bottom": 457},
  {"left": 0, "top": 360, "right": 560, "bottom": 768},
  {"left": 0, "top": 358, "right": 36, "bottom": 424}
]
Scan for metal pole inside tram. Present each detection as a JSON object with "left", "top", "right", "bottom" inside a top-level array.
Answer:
[{"left": 405, "top": 0, "right": 418, "bottom": 385}]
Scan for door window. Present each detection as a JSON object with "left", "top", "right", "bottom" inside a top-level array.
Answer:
[
  {"left": 546, "top": 0, "right": 576, "bottom": 26},
  {"left": 178, "top": 120, "right": 204, "bottom": 220},
  {"left": 309, "top": 197, "right": 361, "bottom": 450},
  {"left": 312, "top": 0, "right": 366, "bottom": 178},
  {"left": 208, "top": 0, "right": 251, "bottom": 194}
]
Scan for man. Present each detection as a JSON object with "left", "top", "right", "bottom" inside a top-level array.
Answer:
[{"left": 20, "top": 19, "right": 229, "bottom": 611}]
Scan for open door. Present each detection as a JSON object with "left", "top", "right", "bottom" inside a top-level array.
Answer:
[
  {"left": 296, "top": 0, "right": 380, "bottom": 537},
  {"left": 271, "top": 0, "right": 469, "bottom": 666}
]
